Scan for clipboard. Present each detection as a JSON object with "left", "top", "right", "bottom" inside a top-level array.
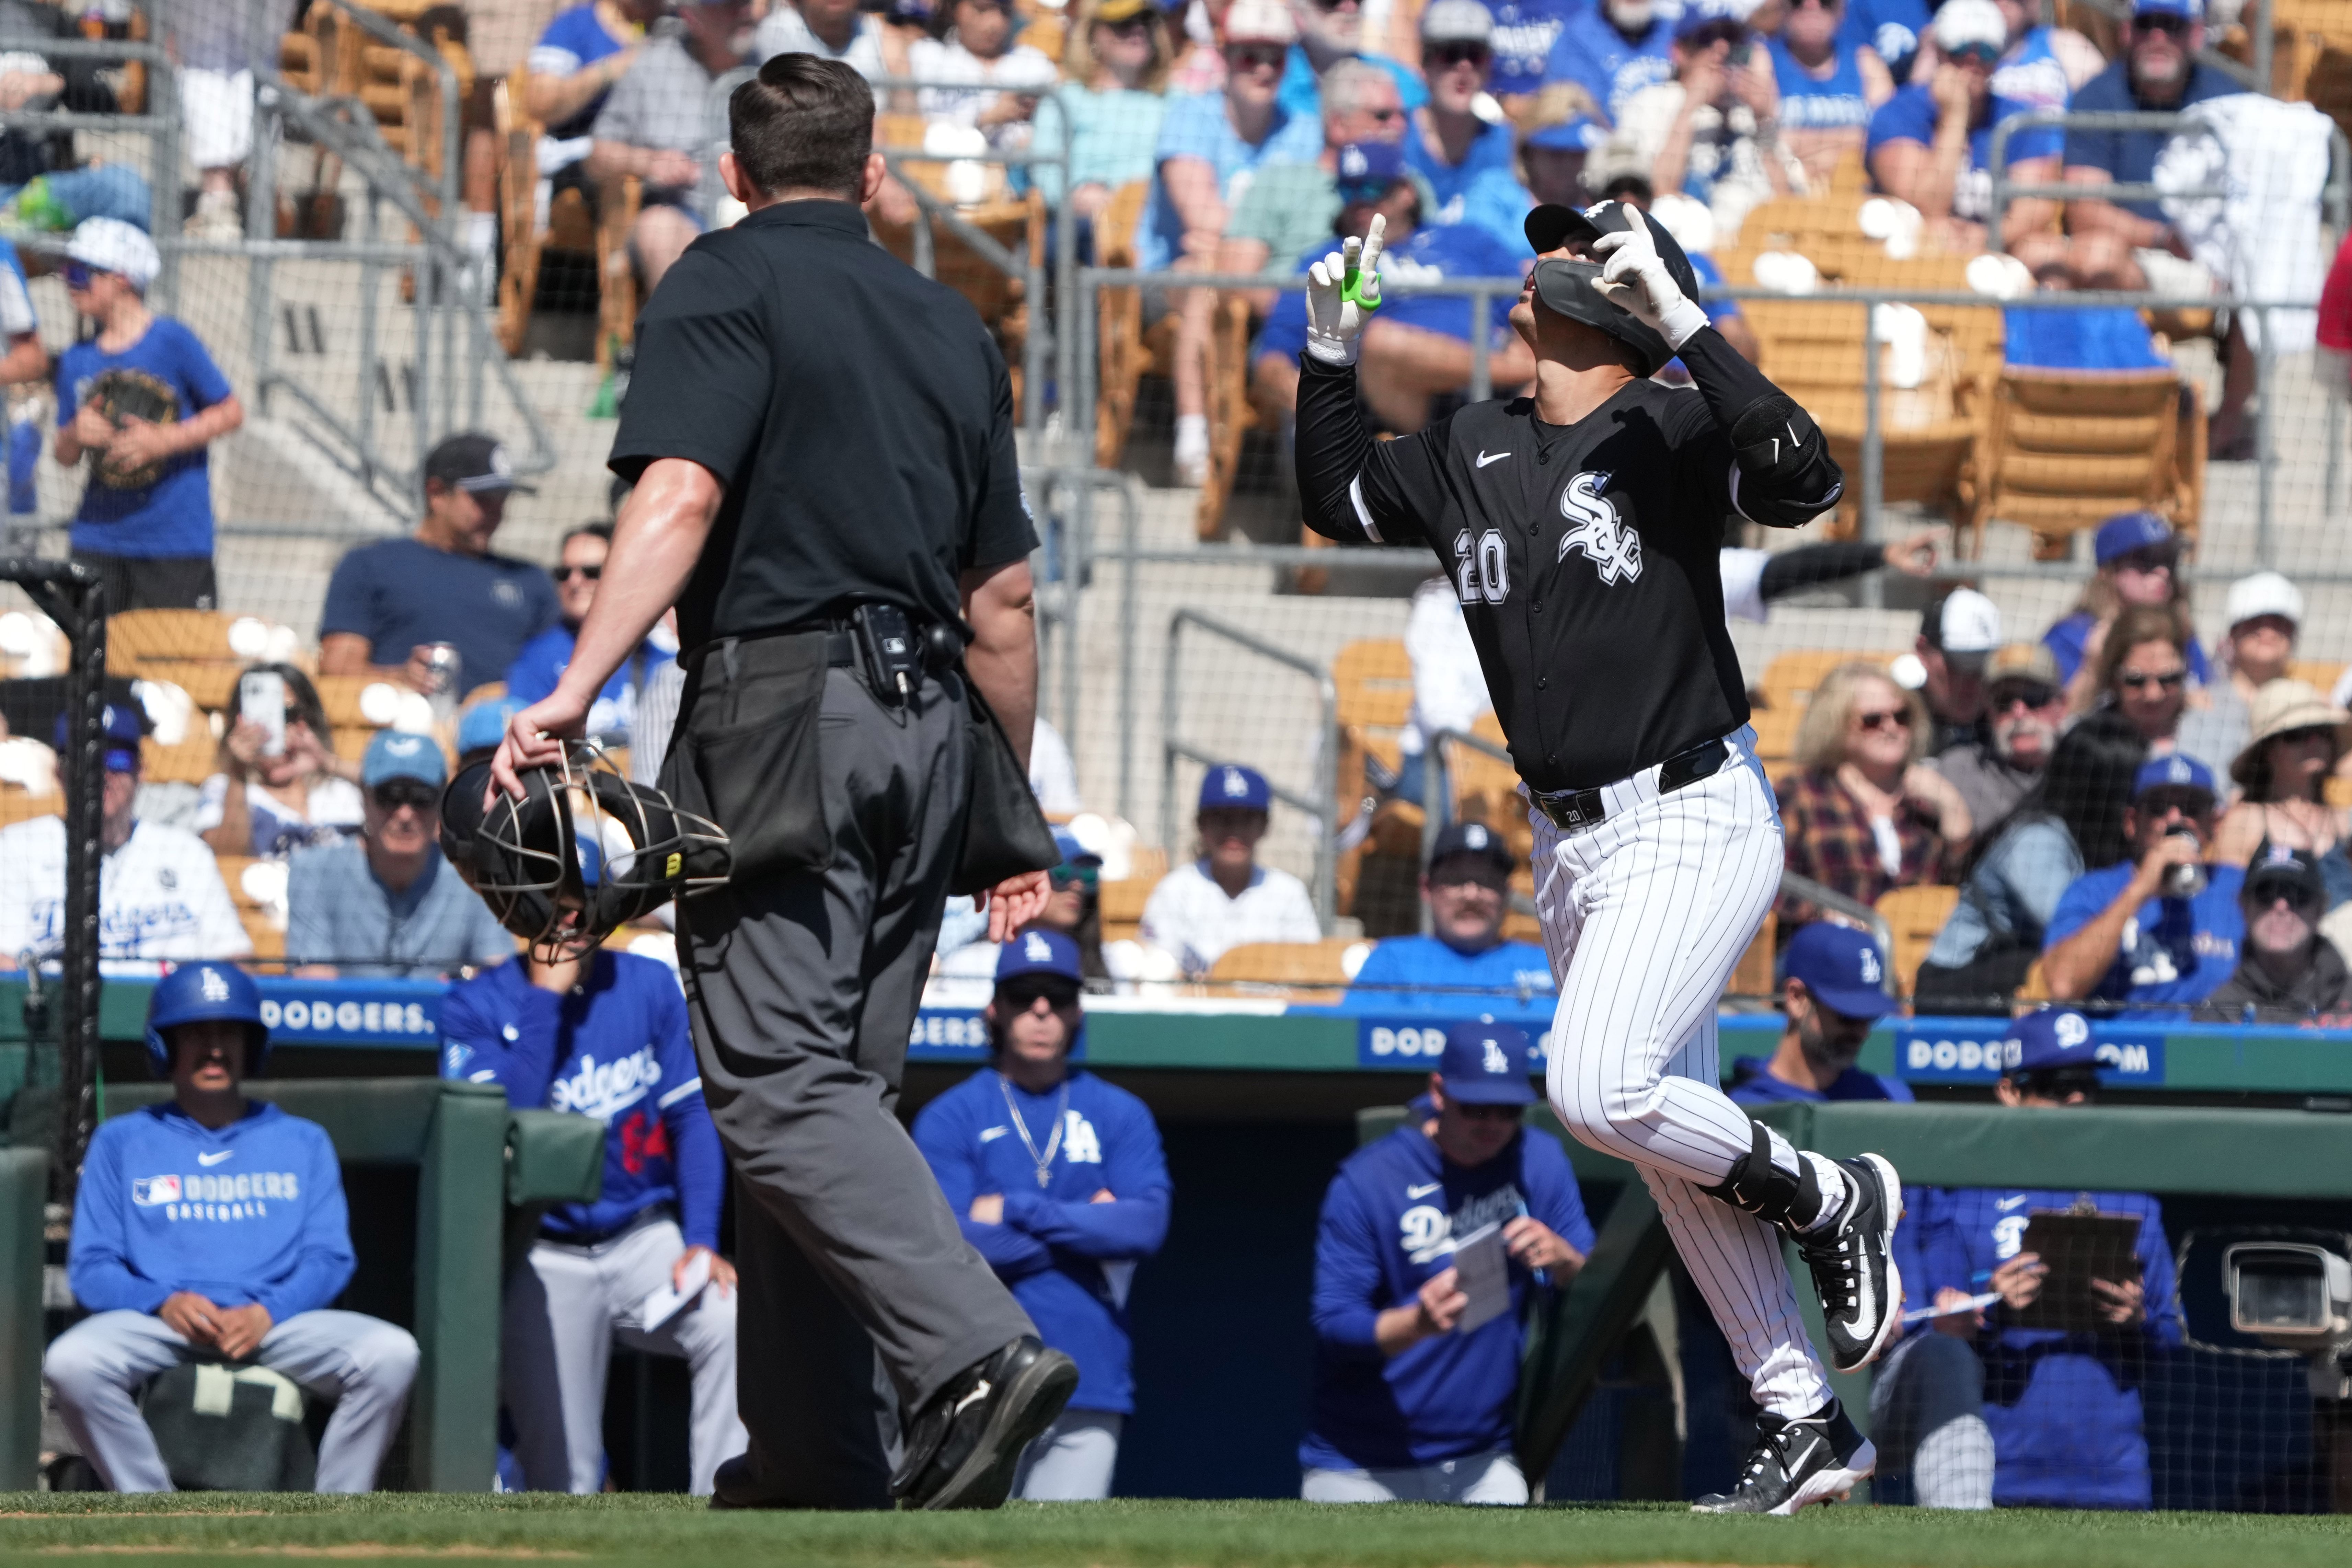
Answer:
[{"left": 2011, "top": 1211, "right": 2142, "bottom": 1332}]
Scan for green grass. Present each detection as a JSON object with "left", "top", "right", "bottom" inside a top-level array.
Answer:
[{"left": 3, "top": 1495, "right": 2350, "bottom": 1567}]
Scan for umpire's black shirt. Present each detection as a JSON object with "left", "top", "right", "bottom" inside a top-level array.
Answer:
[{"left": 610, "top": 199, "right": 1036, "bottom": 650}]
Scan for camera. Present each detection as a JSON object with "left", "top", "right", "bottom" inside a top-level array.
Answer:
[{"left": 2226, "top": 1239, "right": 2352, "bottom": 1395}]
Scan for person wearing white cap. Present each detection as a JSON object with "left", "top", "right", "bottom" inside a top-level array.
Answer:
[
  {"left": 1405, "top": 3, "right": 1519, "bottom": 229},
  {"left": 1909, "top": 585, "right": 2001, "bottom": 756},
  {"left": 51, "top": 218, "right": 245, "bottom": 614},
  {"left": 2178, "top": 570, "right": 2304, "bottom": 772},
  {"left": 1863, "top": 0, "right": 2063, "bottom": 255}
]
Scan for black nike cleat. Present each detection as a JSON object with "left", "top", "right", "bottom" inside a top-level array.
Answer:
[
  {"left": 1691, "top": 1398, "right": 1875, "bottom": 1516},
  {"left": 1796, "top": 1151, "right": 1902, "bottom": 1374},
  {"left": 889, "top": 1336, "right": 1078, "bottom": 1511}
]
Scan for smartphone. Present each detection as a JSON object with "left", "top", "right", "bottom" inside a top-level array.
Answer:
[
  {"left": 239, "top": 669, "right": 286, "bottom": 759},
  {"left": 1727, "top": 41, "right": 1755, "bottom": 68}
]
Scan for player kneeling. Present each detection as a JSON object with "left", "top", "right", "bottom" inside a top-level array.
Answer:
[
  {"left": 1300, "top": 1023, "right": 1594, "bottom": 1503},
  {"left": 45, "top": 965, "right": 419, "bottom": 1492}
]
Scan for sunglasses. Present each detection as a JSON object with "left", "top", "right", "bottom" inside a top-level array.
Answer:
[
  {"left": 2134, "top": 11, "right": 2191, "bottom": 35},
  {"left": 372, "top": 779, "right": 439, "bottom": 813},
  {"left": 550, "top": 563, "right": 603, "bottom": 583},
  {"left": 1990, "top": 683, "right": 2059, "bottom": 712},
  {"left": 2135, "top": 786, "right": 2212, "bottom": 818},
  {"left": 2272, "top": 725, "right": 2340, "bottom": 749},
  {"left": 1049, "top": 861, "right": 1099, "bottom": 889},
  {"left": 998, "top": 977, "right": 1083, "bottom": 1012},
  {"left": 1451, "top": 1100, "right": 1522, "bottom": 1122},
  {"left": 2252, "top": 883, "right": 2326, "bottom": 915},
  {"left": 1684, "top": 20, "right": 1749, "bottom": 49},
  {"left": 1100, "top": 14, "right": 1153, "bottom": 33},
  {"left": 1225, "top": 42, "right": 1287, "bottom": 69},
  {"left": 1855, "top": 708, "right": 1912, "bottom": 732},
  {"left": 1945, "top": 41, "right": 2001, "bottom": 66},
  {"left": 2118, "top": 669, "right": 2187, "bottom": 692},
  {"left": 1428, "top": 42, "right": 1490, "bottom": 67},
  {"left": 61, "top": 261, "right": 100, "bottom": 291},
  {"left": 2112, "top": 548, "right": 2177, "bottom": 574},
  {"left": 1790, "top": 0, "right": 1842, "bottom": 9}
]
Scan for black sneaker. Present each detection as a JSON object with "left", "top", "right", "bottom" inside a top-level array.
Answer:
[
  {"left": 1796, "top": 1151, "right": 1902, "bottom": 1374},
  {"left": 1691, "top": 1399, "right": 1875, "bottom": 1516},
  {"left": 889, "top": 1336, "right": 1078, "bottom": 1511}
]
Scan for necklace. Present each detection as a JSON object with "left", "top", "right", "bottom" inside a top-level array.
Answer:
[{"left": 998, "top": 1073, "right": 1069, "bottom": 1189}]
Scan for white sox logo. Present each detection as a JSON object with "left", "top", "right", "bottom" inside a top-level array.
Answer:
[{"left": 1558, "top": 472, "right": 1641, "bottom": 585}]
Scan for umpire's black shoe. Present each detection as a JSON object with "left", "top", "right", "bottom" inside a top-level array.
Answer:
[
  {"left": 1795, "top": 1151, "right": 1903, "bottom": 1374},
  {"left": 889, "top": 1336, "right": 1077, "bottom": 1511},
  {"left": 1691, "top": 1398, "right": 1875, "bottom": 1516}
]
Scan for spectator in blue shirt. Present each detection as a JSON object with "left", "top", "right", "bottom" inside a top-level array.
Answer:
[
  {"left": 1838, "top": 0, "right": 1929, "bottom": 83},
  {"left": 1871, "top": 1008, "right": 2182, "bottom": 1510},
  {"left": 1406, "top": 3, "right": 1523, "bottom": 235},
  {"left": 1254, "top": 148, "right": 1530, "bottom": 432},
  {"left": 2042, "top": 754, "right": 2243, "bottom": 1018},
  {"left": 1302, "top": 1021, "right": 1591, "bottom": 1503},
  {"left": 1729, "top": 922, "right": 1912, "bottom": 1104},
  {"left": 44, "top": 965, "right": 419, "bottom": 1493},
  {"left": 1145, "top": 0, "right": 1324, "bottom": 483},
  {"left": 52, "top": 219, "right": 243, "bottom": 613},
  {"left": 1345, "top": 822, "right": 1553, "bottom": 1012},
  {"left": 506, "top": 522, "right": 677, "bottom": 750},
  {"left": 1519, "top": 106, "right": 1601, "bottom": 211},
  {"left": 1865, "top": 0, "right": 2061, "bottom": 256},
  {"left": 1543, "top": 0, "right": 1675, "bottom": 125},
  {"left": 1768, "top": 0, "right": 1894, "bottom": 191},
  {"left": 1483, "top": 0, "right": 1581, "bottom": 106},
  {"left": 525, "top": 0, "right": 661, "bottom": 202},
  {"left": 0, "top": 239, "right": 45, "bottom": 392},
  {"left": 912, "top": 931, "right": 1172, "bottom": 1500},
  {"left": 319, "top": 432, "right": 560, "bottom": 699},
  {"left": 1278, "top": 0, "right": 1430, "bottom": 121},
  {"left": 2042, "top": 511, "right": 2210, "bottom": 695}
]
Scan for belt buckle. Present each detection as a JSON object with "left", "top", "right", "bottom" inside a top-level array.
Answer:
[{"left": 1540, "top": 788, "right": 1603, "bottom": 834}]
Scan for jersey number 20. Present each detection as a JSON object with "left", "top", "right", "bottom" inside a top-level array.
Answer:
[{"left": 1453, "top": 529, "right": 1509, "bottom": 606}]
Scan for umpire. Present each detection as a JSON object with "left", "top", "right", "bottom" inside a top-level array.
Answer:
[{"left": 493, "top": 54, "right": 1074, "bottom": 1511}]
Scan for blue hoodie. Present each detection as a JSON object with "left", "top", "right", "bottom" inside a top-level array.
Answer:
[
  {"left": 913, "top": 1068, "right": 1171, "bottom": 1415},
  {"left": 70, "top": 1100, "right": 355, "bottom": 1323},
  {"left": 439, "top": 949, "right": 726, "bottom": 1250}
]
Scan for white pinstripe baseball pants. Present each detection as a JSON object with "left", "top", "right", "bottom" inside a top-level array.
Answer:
[{"left": 1528, "top": 727, "right": 1830, "bottom": 1420}]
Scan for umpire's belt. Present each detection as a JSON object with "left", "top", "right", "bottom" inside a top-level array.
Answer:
[{"left": 1528, "top": 736, "right": 1729, "bottom": 835}]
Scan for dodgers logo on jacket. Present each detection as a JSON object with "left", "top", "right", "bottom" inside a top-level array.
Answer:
[{"left": 1558, "top": 472, "right": 1641, "bottom": 585}]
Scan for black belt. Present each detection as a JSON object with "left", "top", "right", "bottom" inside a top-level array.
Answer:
[
  {"left": 1529, "top": 737, "right": 1730, "bottom": 834},
  {"left": 687, "top": 618, "right": 926, "bottom": 672}
]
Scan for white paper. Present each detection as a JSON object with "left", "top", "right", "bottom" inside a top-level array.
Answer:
[
  {"left": 1901, "top": 1290, "right": 2000, "bottom": 1327},
  {"left": 636, "top": 1250, "right": 712, "bottom": 1333},
  {"left": 1450, "top": 1223, "right": 1512, "bottom": 1335}
]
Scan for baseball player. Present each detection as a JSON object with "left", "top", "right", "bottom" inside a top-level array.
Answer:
[
  {"left": 44, "top": 964, "right": 419, "bottom": 1493},
  {"left": 911, "top": 931, "right": 1171, "bottom": 1500},
  {"left": 1292, "top": 199, "right": 1903, "bottom": 1513},
  {"left": 441, "top": 945, "right": 746, "bottom": 1494}
]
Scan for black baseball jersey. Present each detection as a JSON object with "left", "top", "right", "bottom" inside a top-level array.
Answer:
[{"left": 1295, "top": 327, "right": 1842, "bottom": 793}]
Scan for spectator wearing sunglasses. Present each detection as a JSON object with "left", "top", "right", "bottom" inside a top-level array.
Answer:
[
  {"left": 2195, "top": 844, "right": 2352, "bottom": 1023},
  {"left": 320, "top": 432, "right": 561, "bottom": 700},
  {"left": 1864, "top": 0, "right": 2062, "bottom": 257},
  {"left": 1542, "top": 0, "right": 1675, "bottom": 126},
  {"left": 2212, "top": 682, "right": 2352, "bottom": 909},
  {"left": 912, "top": 930, "right": 1171, "bottom": 1500},
  {"left": 1027, "top": 0, "right": 1175, "bottom": 240},
  {"left": 50, "top": 219, "right": 244, "bottom": 614},
  {"left": 1278, "top": 0, "right": 1430, "bottom": 123},
  {"left": 1774, "top": 662, "right": 1971, "bottom": 932},
  {"left": 1923, "top": 643, "right": 2066, "bottom": 839},
  {"left": 1599, "top": 0, "right": 1799, "bottom": 237},
  {"left": 1404, "top": 4, "right": 1526, "bottom": 236},
  {"left": 288, "top": 731, "right": 512, "bottom": 981},
  {"left": 1224, "top": 64, "right": 1415, "bottom": 279},
  {"left": 1916, "top": 710, "right": 2145, "bottom": 1015},
  {"left": 2041, "top": 514, "right": 2207, "bottom": 704},
  {"left": 196, "top": 662, "right": 366, "bottom": 860},
  {"left": 2178, "top": 572, "right": 2301, "bottom": 776},
  {"left": 1729, "top": 922, "right": 1909, "bottom": 1105},
  {"left": 937, "top": 828, "right": 1110, "bottom": 990},
  {"left": 506, "top": 523, "right": 678, "bottom": 750},
  {"left": 2042, "top": 754, "right": 2241, "bottom": 1016},
  {"left": 1764, "top": 0, "right": 1893, "bottom": 193},
  {"left": 2084, "top": 604, "right": 2197, "bottom": 764},
  {"left": 1301, "top": 1021, "right": 1590, "bottom": 1504}
]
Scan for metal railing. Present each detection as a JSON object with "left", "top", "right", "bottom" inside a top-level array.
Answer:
[{"left": 1161, "top": 607, "right": 1339, "bottom": 930}]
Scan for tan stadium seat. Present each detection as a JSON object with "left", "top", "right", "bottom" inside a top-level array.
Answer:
[
  {"left": 1092, "top": 180, "right": 1174, "bottom": 470},
  {"left": 1729, "top": 912, "right": 1777, "bottom": 1001},
  {"left": 1877, "top": 884, "right": 1961, "bottom": 1000},
  {"left": 1208, "top": 938, "right": 1367, "bottom": 995},
  {"left": 1097, "top": 846, "right": 1168, "bottom": 947},
  {"left": 1962, "top": 367, "right": 2202, "bottom": 560}
]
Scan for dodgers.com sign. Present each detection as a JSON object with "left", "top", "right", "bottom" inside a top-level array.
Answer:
[
  {"left": 1894, "top": 1018, "right": 2165, "bottom": 1085},
  {"left": 1357, "top": 1018, "right": 1554, "bottom": 1070}
]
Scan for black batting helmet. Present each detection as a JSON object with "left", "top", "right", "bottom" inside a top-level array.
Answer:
[
  {"left": 1522, "top": 199, "right": 1700, "bottom": 379},
  {"left": 442, "top": 743, "right": 730, "bottom": 960}
]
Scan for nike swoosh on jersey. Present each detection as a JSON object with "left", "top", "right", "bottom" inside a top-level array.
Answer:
[
  {"left": 1995, "top": 1194, "right": 2031, "bottom": 1211},
  {"left": 197, "top": 1150, "right": 233, "bottom": 1166},
  {"left": 1476, "top": 450, "right": 1510, "bottom": 468},
  {"left": 979, "top": 1127, "right": 1011, "bottom": 1143},
  {"left": 1406, "top": 1181, "right": 1443, "bottom": 1198}
]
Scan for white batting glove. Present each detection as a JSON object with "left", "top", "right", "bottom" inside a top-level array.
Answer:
[
  {"left": 1304, "top": 213, "right": 1387, "bottom": 367},
  {"left": 1591, "top": 205, "right": 1710, "bottom": 351}
]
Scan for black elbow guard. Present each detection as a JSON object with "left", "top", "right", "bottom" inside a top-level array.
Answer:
[{"left": 1729, "top": 393, "right": 1844, "bottom": 524}]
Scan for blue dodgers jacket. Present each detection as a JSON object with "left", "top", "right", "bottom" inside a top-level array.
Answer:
[
  {"left": 912, "top": 1068, "right": 1171, "bottom": 1415},
  {"left": 1913, "top": 1186, "right": 2183, "bottom": 1509},
  {"left": 440, "top": 950, "right": 725, "bottom": 1250},
  {"left": 70, "top": 1100, "right": 355, "bottom": 1322},
  {"left": 1304, "top": 1123, "right": 1595, "bottom": 1471}
]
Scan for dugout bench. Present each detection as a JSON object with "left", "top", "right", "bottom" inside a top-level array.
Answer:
[{"left": 0, "top": 1079, "right": 603, "bottom": 1491}]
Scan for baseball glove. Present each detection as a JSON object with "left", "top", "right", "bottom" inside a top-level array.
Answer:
[{"left": 86, "top": 367, "right": 181, "bottom": 491}]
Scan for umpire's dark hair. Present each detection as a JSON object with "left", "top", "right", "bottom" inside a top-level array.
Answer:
[{"left": 728, "top": 53, "right": 874, "bottom": 200}]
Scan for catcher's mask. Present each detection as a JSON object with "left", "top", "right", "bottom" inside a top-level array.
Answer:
[{"left": 443, "top": 743, "right": 730, "bottom": 960}]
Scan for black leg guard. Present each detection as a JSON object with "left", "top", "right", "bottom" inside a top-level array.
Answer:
[{"left": 1700, "top": 1121, "right": 1823, "bottom": 1231}]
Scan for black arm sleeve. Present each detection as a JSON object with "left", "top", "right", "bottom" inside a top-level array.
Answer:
[
  {"left": 1758, "top": 541, "right": 1886, "bottom": 603},
  {"left": 1675, "top": 325, "right": 1845, "bottom": 529},
  {"left": 1294, "top": 354, "right": 1448, "bottom": 546}
]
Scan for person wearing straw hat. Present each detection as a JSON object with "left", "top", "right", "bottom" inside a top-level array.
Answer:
[{"left": 2212, "top": 680, "right": 2352, "bottom": 909}]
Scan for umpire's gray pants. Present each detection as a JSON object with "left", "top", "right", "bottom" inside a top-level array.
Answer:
[
  {"left": 44, "top": 1308, "right": 418, "bottom": 1493},
  {"left": 501, "top": 1212, "right": 747, "bottom": 1494},
  {"left": 680, "top": 656, "right": 1035, "bottom": 1509}
]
